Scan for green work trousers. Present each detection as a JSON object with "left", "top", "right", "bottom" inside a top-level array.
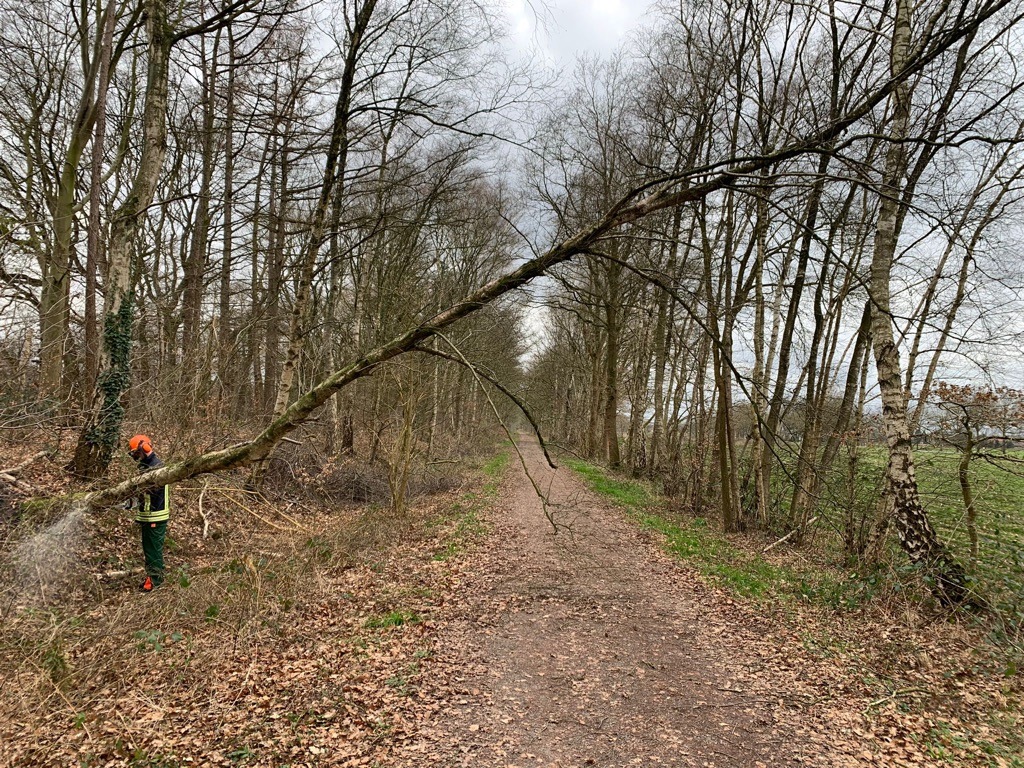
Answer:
[{"left": 139, "top": 520, "right": 167, "bottom": 586}]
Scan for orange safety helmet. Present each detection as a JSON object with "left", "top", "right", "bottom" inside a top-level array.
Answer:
[{"left": 128, "top": 434, "right": 153, "bottom": 456}]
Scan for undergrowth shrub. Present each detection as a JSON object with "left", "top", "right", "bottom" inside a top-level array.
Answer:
[
  {"left": 0, "top": 495, "right": 415, "bottom": 716},
  {"left": 261, "top": 443, "right": 461, "bottom": 506}
]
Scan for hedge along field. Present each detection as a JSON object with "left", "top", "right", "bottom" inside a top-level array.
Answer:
[{"left": 812, "top": 445, "right": 1024, "bottom": 634}]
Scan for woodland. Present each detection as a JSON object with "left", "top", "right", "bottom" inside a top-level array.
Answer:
[{"left": 2, "top": 0, "right": 1024, "bottom": 764}]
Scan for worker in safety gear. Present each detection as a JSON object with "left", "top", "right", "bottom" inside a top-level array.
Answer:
[{"left": 126, "top": 434, "right": 170, "bottom": 591}]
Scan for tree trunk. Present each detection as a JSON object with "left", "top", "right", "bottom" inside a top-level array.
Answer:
[
  {"left": 649, "top": 208, "right": 682, "bottom": 478},
  {"left": 811, "top": 301, "right": 872, "bottom": 517},
  {"left": 262, "top": 150, "right": 287, "bottom": 414},
  {"left": 603, "top": 262, "right": 621, "bottom": 468},
  {"left": 958, "top": 429, "right": 979, "bottom": 560},
  {"left": 273, "top": 0, "right": 378, "bottom": 416},
  {"left": 750, "top": 176, "right": 771, "bottom": 527},
  {"left": 41, "top": 135, "right": 91, "bottom": 400},
  {"left": 39, "top": 175, "right": 75, "bottom": 400},
  {"left": 183, "top": 28, "right": 221, "bottom": 363},
  {"left": 245, "top": 142, "right": 269, "bottom": 411},
  {"left": 586, "top": 322, "right": 603, "bottom": 459},
  {"left": 73, "top": 0, "right": 172, "bottom": 478},
  {"left": 41, "top": 15, "right": 102, "bottom": 397},
  {"left": 83, "top": 0, "right": 118, "bottom": 405},
  {"left": 218, "top": 23, "right": 236, "bottom": 398},
  {"left": 789, "top": 238, "right": 835, "bottom": 532},
  {"left": 868, "top": 0, "right": 970, "bottom": 605},
  {"left": 844, "top": 326, "right": 874, "bottom": 558}
]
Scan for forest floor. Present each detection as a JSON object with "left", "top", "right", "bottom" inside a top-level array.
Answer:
[{"left": 0, "top": 435, "right": 1021, "bottom": 766}]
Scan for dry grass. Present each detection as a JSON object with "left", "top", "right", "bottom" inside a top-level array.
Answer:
[{"left": 0, "top": 428, "right": 478, "bottom": 765}]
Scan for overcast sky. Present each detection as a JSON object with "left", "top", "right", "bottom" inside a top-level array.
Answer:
[
  {"left": 503, "top": 0, "right": 659, "bottom": 64},
  {"left": 498, "top": 3, "right": 662, "bottom": 355}
]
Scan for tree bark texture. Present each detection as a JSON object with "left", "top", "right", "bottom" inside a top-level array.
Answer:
[{"left": 868, "top": 0, "right": 970, "bottom": 605}]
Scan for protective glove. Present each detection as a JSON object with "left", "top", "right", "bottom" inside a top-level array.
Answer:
[{"left": 123, "top": 498, "right": 136, "bottom": 511}]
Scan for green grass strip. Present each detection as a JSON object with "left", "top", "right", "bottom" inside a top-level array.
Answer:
[
  {"left": 431, "top": 447, "right": 508, "bottom": 562},
  {"left": 564, "top": 458, "right": 874, "bottom": 609}
]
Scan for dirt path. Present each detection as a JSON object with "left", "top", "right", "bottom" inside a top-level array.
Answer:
[{"left": 398, "top": 437, "right": 810, "bottom": 767}]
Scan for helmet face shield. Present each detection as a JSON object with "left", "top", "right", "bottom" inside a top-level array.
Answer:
[{"left": 129, "top": 434, "right": 152, "bottom": 459}]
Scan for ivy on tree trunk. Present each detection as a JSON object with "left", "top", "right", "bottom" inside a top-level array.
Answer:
[{"left": 72, "top": 297, "right": 133, "bottom": 478}]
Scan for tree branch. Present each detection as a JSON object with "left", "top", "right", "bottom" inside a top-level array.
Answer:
[{"left": 411, "top": 345, "right": 557, "bottom": 470}]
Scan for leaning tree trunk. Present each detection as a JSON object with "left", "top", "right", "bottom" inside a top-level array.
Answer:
[
  {"left": 868, "top": 0, "right": 970, "bottom": 605},
  {"left": 73, "top": 0, "right": 171, "bottom": 479}
]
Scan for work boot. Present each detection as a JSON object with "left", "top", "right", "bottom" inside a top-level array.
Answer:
[{"left": 140, "top": 576, "right": 154, "bottom": 592}]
